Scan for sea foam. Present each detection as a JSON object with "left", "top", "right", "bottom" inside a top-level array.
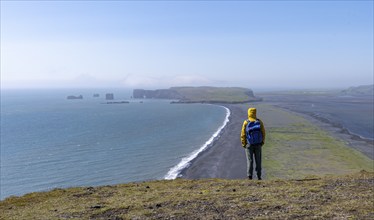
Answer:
[{"left": 164, "top": 106, "right": 231, "bottom": 180}]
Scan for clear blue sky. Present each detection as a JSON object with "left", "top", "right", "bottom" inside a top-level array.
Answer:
[{"left": 1, "top": 1, "right": 373, "bottom": 89}]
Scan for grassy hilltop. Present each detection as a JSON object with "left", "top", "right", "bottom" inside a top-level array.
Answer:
[
  {"left": 133, "top": 86, "right": 262, "bottom": 103},
  {"left": 1, "top": 171, "right": 373, "bottom": 219},
  {"left": 171, "top": 86, "right": 261, "bottom": 103}
]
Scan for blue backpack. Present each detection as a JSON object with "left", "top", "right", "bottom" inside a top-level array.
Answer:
[{"left": 245, "top": 119, "right": 263, "bottom": 145}]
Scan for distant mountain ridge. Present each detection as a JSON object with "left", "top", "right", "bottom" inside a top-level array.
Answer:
[
  {"left": 133, "top": 86, "right": 262, "bottom": 103},
  {"left": 341, "top": 84, "right": 373, "bottom": 96}
]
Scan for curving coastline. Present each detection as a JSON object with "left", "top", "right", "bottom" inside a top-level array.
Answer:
[
  {"left": 276, "top": 105, "right": 374, "bottom": 159},
  {"left": 164, "top": 105, "right": 231, "bottom": 179},
  {"left": 179, "top": 103, "right": 373, "bottom": 180},
  {"left": 180, "top": 104, "right": 248, "bottom": 179}
]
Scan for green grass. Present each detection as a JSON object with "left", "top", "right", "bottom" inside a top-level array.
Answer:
[
  {"left": 1, "top": 172, "right": 373, "bottom": 219},
  {"left": 252, "top": 104, "right": 374, "bottom": 179},
  {"left": 171, "top": 86, "right": 258, "bottom": 102}
]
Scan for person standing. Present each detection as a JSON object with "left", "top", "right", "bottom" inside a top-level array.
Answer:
[{"left": 241, "top": 107, "right": 266, "bottom": 180}]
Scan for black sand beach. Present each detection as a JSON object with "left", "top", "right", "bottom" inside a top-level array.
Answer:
[
  {"left": 278, "top": 107, "right": 374, "bottom": 159},
  {"left": 260, "top": 93, "right": 374, "bottom": 158},
  {"left": 181, "top": 102, "right": 373, "bottom": 180},
  {"left": 181, "top": 104, "right": 248, "bottom": 179}
]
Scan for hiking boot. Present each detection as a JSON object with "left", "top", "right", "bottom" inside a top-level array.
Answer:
[
  {"left": 258, "top": 177, "right": 262, "bottom": 180},
  {"left": 248, "top": 176, "right": 253, "bottom": 180}
]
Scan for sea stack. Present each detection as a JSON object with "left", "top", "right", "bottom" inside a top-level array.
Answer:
[
  {"left": 67, "top": 95, "right": 83, "bottom": 100},
  {"left": 106, "top": 93, "right": 114, "bottom": 100}
]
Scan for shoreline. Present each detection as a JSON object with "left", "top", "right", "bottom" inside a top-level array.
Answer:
[
  {"left": 181, "top": 103, "right": 373, "bottom": 180},
  {"left": 164, "top": 105, "right": 231, "bottom": 180},
  {"left": 180, "top": 104, "right": 248, "bottom": 179},
  {"left": 275, "top": 105, "right": 374, "bottom": 159}
]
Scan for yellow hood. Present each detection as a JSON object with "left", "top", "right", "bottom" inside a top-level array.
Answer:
[{"left": 248, "top": 108, "right": 257, "bottom": 121}]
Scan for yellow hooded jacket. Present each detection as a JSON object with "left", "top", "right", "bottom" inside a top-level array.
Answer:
[{"left": 240, "top": 108, "right": 266, "bottom": 147}]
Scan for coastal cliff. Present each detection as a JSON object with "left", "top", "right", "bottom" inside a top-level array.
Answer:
[
  {"left": 341, "top": 84, "right": 374, "bottom": 96},
  {"left": 133, "top": 89, "right": 184, "bottom": 99},
  {"left": 133, "top": 86, "right": 262, "bottom": 103},
  {"left": 67, "top": 95, "right": 83, "bottom": 100}
]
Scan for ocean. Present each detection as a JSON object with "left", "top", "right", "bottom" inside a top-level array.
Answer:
[{"left": 0, "top": 89, "right": 229, "bottom": 200}]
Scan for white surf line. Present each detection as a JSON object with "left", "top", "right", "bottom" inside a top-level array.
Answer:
[{"left": 164, "top": 106, "right": 231, "bottom": 180}]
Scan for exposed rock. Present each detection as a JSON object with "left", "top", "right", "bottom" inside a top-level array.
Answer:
[
  {"left": 106, "top": 93, "right": 114, "bottom": 100},
  {"left": 67, "top": 95, "right": 83, "bottom": 100},
  {"left": 90, "top": 205, "right": 103, "bottom": 209}
]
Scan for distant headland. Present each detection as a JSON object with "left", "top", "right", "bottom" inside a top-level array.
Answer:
[
  {"left": 341, "top": 84, "right": 373, "bottom": 96},
  {"left": 133, "top": 86, "right": 262, "bottom": 104},
  {"left": 67, "top": 95, "right": 83, "bottom": 100}
]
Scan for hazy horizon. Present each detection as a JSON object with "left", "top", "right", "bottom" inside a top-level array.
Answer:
[{"left": 1, "top": 1, "right": 373, "bottom": 90}]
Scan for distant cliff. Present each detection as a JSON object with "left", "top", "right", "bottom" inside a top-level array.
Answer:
[
  {"left": 341, "top": 84, "right": 374, "bottom": 96},
  {"left": 105, "top": 93, "right": 114, "bottom": 100},
  {"left": 133, "top": 86, "right": 261, "bottom": 103},
  {"left": 133, "top": 89, "right": 184, "bottom": 99},
  {"left": 67, "top": 95, "right": 83, "bottom": 100}
]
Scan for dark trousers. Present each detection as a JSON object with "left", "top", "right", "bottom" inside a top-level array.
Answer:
[{"left": 245, "top": 144, "right": 262, "bottom": 179}]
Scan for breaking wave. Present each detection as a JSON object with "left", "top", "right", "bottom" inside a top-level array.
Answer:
[{"left": 164, "top": 106, "right": 230, "bottom": 180}]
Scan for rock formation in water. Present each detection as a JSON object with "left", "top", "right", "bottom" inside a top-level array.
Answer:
[
  {"left": 67, "top": 95, "right": 83, "bottom": 99},
  {"left": 106, "top": 93, "right": 114, "bottom": 100}
]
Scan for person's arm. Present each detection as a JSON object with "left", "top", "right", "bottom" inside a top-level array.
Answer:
[
  {"left": 259, "top": 119, "right": 266, "bottom": 145},
  {"left": 240, "top": 120, "right": 248, "bottom": 148}
]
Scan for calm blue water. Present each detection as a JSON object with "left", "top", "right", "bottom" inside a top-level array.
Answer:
[{"left": 0, "top": 89, "right": 228, "bottom": 199}]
